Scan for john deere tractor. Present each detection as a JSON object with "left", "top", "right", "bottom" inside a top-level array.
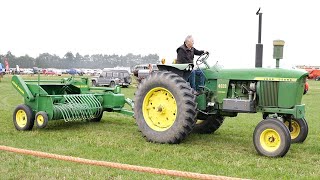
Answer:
[{"left": 133, "top": 39, "right": 308, "bottom": 157}]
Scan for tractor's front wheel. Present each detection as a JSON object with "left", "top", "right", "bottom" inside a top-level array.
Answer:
[
  {"left": 134, "top": 71, "right": 197, "bottom": 143},
  {"left": 13, "top": 104, "right": 35, "bottom": 131},
  {"left": 284, "top": 118, "right": 308, "bottom": 143},
  {"left": 194, "top": 116, "right": 224, "bottom": 134},
  {"left": 253, "top": 119, "right": 291, "bottom": 157}
]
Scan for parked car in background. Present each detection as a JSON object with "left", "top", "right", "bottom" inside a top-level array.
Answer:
[
  {"left": 132, "top": 64, "right": 158, "bottom": 83},
  {"left": 0, "top": 63, "right": 5, "bottom": 75},
  {"left": 91, "top": 69, "right": 131, "bottom": 88},
  {"left": 42, "top": 69, "right": 56, "bottom": 75},
  {"left": 22, "top": 69, "right": 34, "bottom": 75}
]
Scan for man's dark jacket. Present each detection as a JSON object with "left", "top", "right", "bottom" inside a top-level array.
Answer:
[{"left": 176, "top": 43, "right": 204, "bottom": 64}]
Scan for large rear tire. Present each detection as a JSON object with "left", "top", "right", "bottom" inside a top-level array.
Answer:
[
  {"left": 253, "top": 119, "right": 291, "bottom": 157},
  {"left": 134, "top": 71, "right": 197, "bottom": 144},
  {"left": 194, "top": 116, "right": 224, "bottom": 134}
]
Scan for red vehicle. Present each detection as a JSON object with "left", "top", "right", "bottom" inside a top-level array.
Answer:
[
  {"left": 306, "top": 69, "right": 320, "bottom": 80},
  {"left": 304, "top": 82, "right": 309, "bottom": 95},
  {"left": 42, "top": 69, "right": 56, "bottom": 75}
]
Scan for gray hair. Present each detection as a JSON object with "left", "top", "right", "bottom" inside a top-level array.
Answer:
[{"left": 184, "top": 35, "right": 193, "bottom": 43}]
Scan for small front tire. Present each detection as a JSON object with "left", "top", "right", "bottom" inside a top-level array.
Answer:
[
  {"left": 253, "top": 119, "right": 291, "bottom": 157},
  {"left": 285, "top": 118, "right": 308, "bottom": 143}
]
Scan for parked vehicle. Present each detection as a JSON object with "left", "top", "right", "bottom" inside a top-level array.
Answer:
[
  {"left": 132, "top": 64, "right": 158, "bottom": 83},
  {"left": 0, "top": 63, "right": 5, "bottom": 75},
  {"left": 91, "top": 69, "right": 131, "bottom": 88},
  {"left": 306, "top": 69, "right": 320, "bottom": 80}
]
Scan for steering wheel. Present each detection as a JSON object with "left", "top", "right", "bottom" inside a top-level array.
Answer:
[{"left": 196, "top": 52, "right": 209, "bottom": 66}]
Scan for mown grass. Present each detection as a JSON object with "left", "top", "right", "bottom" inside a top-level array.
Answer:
[{"left": 0, "top": 75, "right": 320, "bottom": 179}]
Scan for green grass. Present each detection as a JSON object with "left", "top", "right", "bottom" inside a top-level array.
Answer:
[{"left": 1, "top": 75, "right": 320, "bottom": 179}]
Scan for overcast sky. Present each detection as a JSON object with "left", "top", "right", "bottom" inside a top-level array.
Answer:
[{"left": 1, "top": 0, "right": 319, "bottom": 68}]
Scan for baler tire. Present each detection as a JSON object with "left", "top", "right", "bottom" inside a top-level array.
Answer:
[
  {"left": 193, "top": 116, "right": 224, "bottom": 134},
  {"left": 35, "top": 111, "right": 49, "bottom": 129},
  {"left": 253, "top": 119, "right": 291, "bottom": 157},
  {"left": 134, "top": 71, "right": 197, "bottom": 144},
  {"left": 13, "top": 104, "right": 35, "bottom": 131},
  {"left": 91, "top": 112, "right": 103, "bottom": 122},
  {"left": 285, "top": 118, "right": 308, "bottom": 143}
]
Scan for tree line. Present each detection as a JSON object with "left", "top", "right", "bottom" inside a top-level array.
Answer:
[{"left": 0, "top": 51, "right": 160, "bottom": 69}]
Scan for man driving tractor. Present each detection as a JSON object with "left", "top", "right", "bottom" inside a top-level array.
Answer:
[{"left": 176, "top": 35, "right": 208, "bottom": 95}]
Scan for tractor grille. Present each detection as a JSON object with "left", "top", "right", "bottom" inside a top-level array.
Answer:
[{"left": 258, "top": 81, "right": 279, "bottom": 107}]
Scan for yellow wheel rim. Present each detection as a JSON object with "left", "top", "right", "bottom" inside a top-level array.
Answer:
[
  {"left": 260, "top": 128, "right": 281, "bottom": 152},
  {"left": 142, "top": 87, "right": 177, "bottom": 131},
  {"left": 196, "top": 120, "right": 204, "bottom": 125},
  {"left": 37, "top": 114, "right": 44, "bottom": 126},
  {"left": 285, "top": 121, "right": 301, "bottom": 140},
  {"left": 16, "top": 110, "right": 27, "bottom": 128}
]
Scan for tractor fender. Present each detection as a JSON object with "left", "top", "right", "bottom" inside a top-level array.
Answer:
[{"left": 157, "top": 64, "right": 193, "bottom": 81}]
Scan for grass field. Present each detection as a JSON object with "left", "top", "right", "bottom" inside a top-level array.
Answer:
[{"left": 0, "top": 75, "right": 320, "bottom": 179}]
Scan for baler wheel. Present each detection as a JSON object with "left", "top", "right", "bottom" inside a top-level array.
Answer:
[
  {"left": 194, "top": 116, "right": 224, "bottom": 134},
  {"left": 253, "top": 119, "right": 291, "bottom": 157},
  {"left": 134, "top": 71, "right": 197, "bottom": 144},
  {"left": 91, "top": 112, "right": 103, "bottom": 122},
  {"left": 13, "top": 104, "right": 35, "bottom": 131},
  {"left": 284, "top": 118, "right": 308, "bottom": 143},
  {"left": 35, "top": 111, "right": 49, "bottom": 129}
]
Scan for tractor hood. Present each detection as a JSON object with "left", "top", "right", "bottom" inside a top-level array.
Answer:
[{"left": 205, "top": 68, "right": 309, "bottom": 81}]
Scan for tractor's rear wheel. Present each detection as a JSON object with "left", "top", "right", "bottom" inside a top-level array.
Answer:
[
  {"left": 253, "top": 119, "right": 291, "bottom": 157},
  {"left": 194, "top": 116, "right": 224, "bottom": 134},
  {"left": 13, "top": 104, "right": 35, "bottom": 131},
  {"left": 284, "top": 118, "right": 308, "bottom": 143},
  {"left": 134, "top": 71, "right": 197, "bottom": 144}
]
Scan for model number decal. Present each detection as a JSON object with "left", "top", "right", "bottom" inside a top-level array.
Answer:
[{"left": 218, "top": 84, "right": 227, "bottom": 88}]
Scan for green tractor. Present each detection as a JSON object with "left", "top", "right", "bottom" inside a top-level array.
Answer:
[{"left": 133, "top": 40, "right": 308, "bottom": 157}]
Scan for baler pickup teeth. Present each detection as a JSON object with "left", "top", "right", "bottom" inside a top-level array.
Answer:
[{"left": 53, "top": 94, "right": 102, "bottom": 122}]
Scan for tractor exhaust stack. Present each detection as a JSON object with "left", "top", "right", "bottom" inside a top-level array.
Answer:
[{"left": 255, "top": 8, "right": 263, "bottom": 68}]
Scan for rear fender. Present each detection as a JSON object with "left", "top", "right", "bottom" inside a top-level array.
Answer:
[{"left": 157, "top": 64, "right": 193, "bottom": 81}]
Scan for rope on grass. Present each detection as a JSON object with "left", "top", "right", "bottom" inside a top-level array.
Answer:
[{"left": 0, "top": 145, "right": 245, "bottom": 180}]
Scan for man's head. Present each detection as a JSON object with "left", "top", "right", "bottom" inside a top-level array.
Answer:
[{"left": 184, "top": 35, "right": 194, "bottom": 49}]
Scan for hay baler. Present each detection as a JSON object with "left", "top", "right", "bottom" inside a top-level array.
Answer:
[
  {"left": 133, "top": 41, "right": 309, "bottom": 157},
  {"left": 12, "top": 76, "right": 133, "bottom": 130}
]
